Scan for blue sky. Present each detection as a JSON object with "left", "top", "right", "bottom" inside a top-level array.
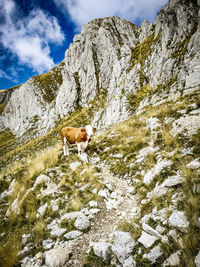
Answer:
[{"left": 0, "top": 0, "right": 168, "bottom": 90}]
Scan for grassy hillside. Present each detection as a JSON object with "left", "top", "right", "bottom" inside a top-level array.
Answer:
[{"left": 0, "top": 88, "right": 200, "bottom": 266}]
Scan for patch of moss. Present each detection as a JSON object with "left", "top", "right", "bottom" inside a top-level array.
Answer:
[
  {"left": 170, "top": 25, "right": 198, "bottom": 61},
  {"left": 127, "top": 83, "right": 153, "bottom": 112},
  {"left": 128, "top": 31, "right": 160, "bottom": 71},
  {"left": 118, "top": 220, "right": 142, "bottom": 240},
  {"left": 0, "top": 102, "right": 7, "bottom": 115},
  {"left": 82, "top": 248, "right": 112, "bottom": 267},
  {"left": 155, "top": 77, "right": 178, "bottom": 95},
  {"left": 60, "top": 219, "right": 76, "bottom": 232},
  {"left": 33, "top": 61, "right": 65, "bottom": 103}
]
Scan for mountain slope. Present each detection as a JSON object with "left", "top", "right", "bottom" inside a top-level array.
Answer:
[{"left": 0, "top": 0, "right": 200, "bottom": 266}]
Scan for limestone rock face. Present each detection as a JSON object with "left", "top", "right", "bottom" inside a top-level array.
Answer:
[{"left": 1, "top": 0, "right": 200, "bottom": 137}]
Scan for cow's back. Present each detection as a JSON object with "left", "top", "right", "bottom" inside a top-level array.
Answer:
[{"left": 61, "top": 127, "right": 87, "bottom": 144}]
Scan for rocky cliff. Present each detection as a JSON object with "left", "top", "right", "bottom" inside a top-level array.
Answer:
[{"left": 1, "top": 0, "right": 200, "bottom": 137}]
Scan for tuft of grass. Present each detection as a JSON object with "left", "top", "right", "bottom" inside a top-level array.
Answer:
[
  {"left": 26, "top": 144, "right": 59, "bottom": 179},
  {"left": 118, "top": 220, "right": 142, "bottom": 240},
  {"left": 60, "top": 219, "right": 76, "bottom": 232},
  {"left": 32, "top": 219, "right": 47, "bottom": 249},
  {"left": 82, "top": 248, "right": 112, "bottom": 267},
  {"left": 127, "top": 83, "right": 153, "bottom": 112},
  {"left": 0, "top": 233, "right": 21, "bottom": 267}
]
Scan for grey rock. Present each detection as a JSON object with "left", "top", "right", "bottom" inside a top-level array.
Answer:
[
  {"left": 168, "top": 210, "right": 189, "bottom": 231},
  {"left": 162, "top": 174, "right": 184, "bottom": 187},
  {"left": 138, "top": 231, "right": 159, "bottom": 248},
  {"left": 187, "top": 158, "right": 200, "bottom": 169},
  {"left": 163, "top": 251, "right": 181, "bottom": 266},
  {"left": 45, "top": 247, "right": 71, "bottom": 267},
  {"left": 143, "top": 245, "right": 163, "bottom": 264},
  {"left": 64, "top": 230, "right": 83, "bottom": 240},
  {"left": 172, "top": 115, "right": 200, "bottom": 137},
  {"left": 142, "top": 223, "right": 163, "bottom": 239},
  {"left": 98, "top": 188, "right": 109, "bottom": 198},
  {"left": 50, "top": 227, "right": 67, "bottom": 237},
  {"left": 123, "top": 256, "right": 136, "bottom": 267},
  {"left": 61, "top": 212, "right": 81, "bottom": 221},
  {"left": 34, "top": 174, "right": 51, "bottom": 189},
  {"left": 155, "top": 225, "right": 165, "bottom": 235},
  {"left": 195, "top": 250, "right": 200, "bottom": 267},
  {"left": 42, "top": 239, "right": 54, "bottom": 250},
  {"left": 74, "top": 213, "right": 91, "bottom": 230},
  {"left": 146, "top": 117, "right": 161, "bottom": 131},
  {"left": 37, "top": 202, "right": 48, "bottom": 216},
  {"left": 89, "top": 208, "right": 100, "bottom": 215},
  {"left": 89, "top": 201, "right": 98, "bottom": 207},
  {"left": 93, "top": 242, "right": 112, "bottom": 261},
  {"left": 143, "top": 160, "right": 172, "bottom": 185},
  {"left": 69, "top": 161, "right": 81, "bottom": 170},
  {"left": 112, "top": 231, "right": 135, "bottom": 264},
  {"left": 113, "top": 154, "right": 123, "bottom": 159}
]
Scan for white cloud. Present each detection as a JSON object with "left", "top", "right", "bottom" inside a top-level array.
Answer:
[
  {"left": 53, "top": 0, "right": 168, "bottom": 30},
  {"left": 0, "top": 68, "right": 19, "bottom": 83},
  {"left": 0, "top": 0, "right": 65, "bottom": 74},
  {"left": 0, "top": 69, "right": 11, "bottom": 80}
]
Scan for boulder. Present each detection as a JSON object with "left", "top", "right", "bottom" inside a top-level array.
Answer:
[
  {"left": 69, "top": 161, "right": 81, "bottom": 171},
  {"left": 138, "top": 231, "right": 158, "bottom": 248},
  {"left": 143, "top": 245, "right": 163, "bottom": 264},
  {"left": 50, "top": 227, "right": 67, "bottom": 237},
  {"left": 64, "top": 230, "right": 83, "bottom": 240},
  {"left": 93, "top": 242, "right": 112, "bottom": 261},
  {"left": 168, "top": 210, "right": 189, "bottom": 231},
  {"left": 162, "top": 175, "right": 184, "bottom": 187},
  {"left": 163, "top": 251, "right": 181, "bottom": 266},
  {"left": 45, "top": 247, "right": 71, "bottom": 267},
  {"left": 123, "top": 256, "right": 136, "bottom": 267},
  {"left": 187, "top": 158, "right": 200, "bottom": 169},
  {"left": 74, "top": 213, "right": 91, "bottom": 230},
  {"left": 61, "top": 211, "right": 81, "bottom": 221},
  {"left": 89, "top": 201, "right": 98, "bottom": 207},
  {"left": 112, "top": 231, "right": 135, "bottom": 264}
]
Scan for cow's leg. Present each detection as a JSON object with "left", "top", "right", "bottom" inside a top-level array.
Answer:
[
  {"left": 82, "top": 140, "right": 88, "bottom": 151},
  {"left": 63, "top": 136, "right": 69, "bottom": 156},
  {"left": 77, "top": 142, "right": 82, "bottom": 155}
]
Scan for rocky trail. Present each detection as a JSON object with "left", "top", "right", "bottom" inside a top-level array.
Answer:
[{"left": 66, "top": 162, "right": 139, "bottom": 266}]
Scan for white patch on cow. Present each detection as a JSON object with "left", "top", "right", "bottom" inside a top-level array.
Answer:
[{"left": 85, "top": 125, "right": 94, "bottom": 137}]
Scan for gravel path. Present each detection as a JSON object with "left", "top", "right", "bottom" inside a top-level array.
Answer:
[{"left": 66, "top": 164, "right": 139, "bottom": 266}]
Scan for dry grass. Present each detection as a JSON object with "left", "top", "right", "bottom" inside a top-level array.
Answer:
[
  {"left": 0, "top": 233, "right": 21, "bottom": 267},
  {"left": 26, "top": 144, "right": 59, "bottom": 179}
]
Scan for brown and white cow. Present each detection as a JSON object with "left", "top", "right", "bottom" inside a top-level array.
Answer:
[{"left": 61, "top": 125, "right": 96, "bottom": 156}]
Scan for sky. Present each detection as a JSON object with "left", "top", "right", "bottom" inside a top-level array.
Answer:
[{"left": 0, "top": 0, "right": 168, "bottom": 90}]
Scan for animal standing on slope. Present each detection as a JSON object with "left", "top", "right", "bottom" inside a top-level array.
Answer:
[{"left": 61, "top": 125, "right": 96, "bottom": 156}]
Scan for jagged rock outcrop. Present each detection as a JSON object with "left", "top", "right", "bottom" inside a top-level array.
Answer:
[{"left": 1, "top": 0, "right": 200, "bottom": 137}]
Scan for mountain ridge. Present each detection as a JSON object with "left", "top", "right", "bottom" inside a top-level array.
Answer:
[{"left": 0, "top": 0, "right": 199, "bottom": 138}]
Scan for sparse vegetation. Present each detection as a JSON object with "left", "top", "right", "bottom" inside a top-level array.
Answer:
[
  {"left": 82, "top": 248, "right": 112, "bottom": 267},
  {"left": 127, "top": 83, "right": 153, "bottom": 112},
  {"left": 0, "top": 74, "right": 199, "bottom": 266},
  {"left": 33, "top": 61, "right": 65, "bottom": 103}
]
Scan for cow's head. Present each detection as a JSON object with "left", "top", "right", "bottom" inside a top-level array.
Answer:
[{"left": 85, "top": 125, "right": 96, "bottom": 138}]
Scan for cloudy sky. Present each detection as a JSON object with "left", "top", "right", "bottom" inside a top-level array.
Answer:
[{"left": 0, "top": 0, "right": 168, "bottom": 90}]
